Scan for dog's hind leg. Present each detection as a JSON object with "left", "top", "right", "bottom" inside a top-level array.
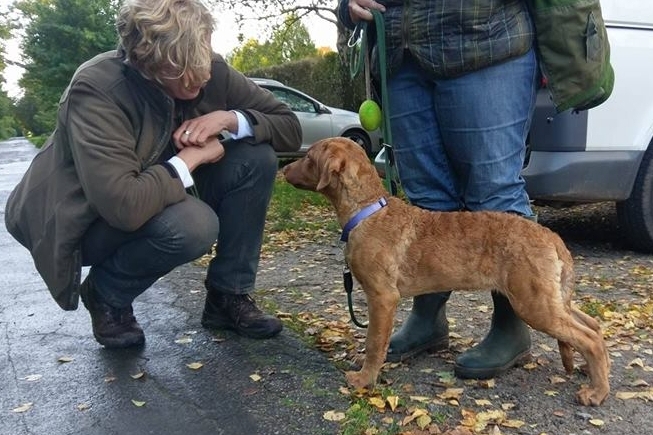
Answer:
[{"left": 516, "top": 294, "right": 610, "bottom": 406}]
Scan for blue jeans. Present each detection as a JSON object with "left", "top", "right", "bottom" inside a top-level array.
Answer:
[
  {"left": 81, "top": 141, "right": 278, "bottom": 307},
  {"left": 387, "top": 49, "right": 539, "bottom": 215}
]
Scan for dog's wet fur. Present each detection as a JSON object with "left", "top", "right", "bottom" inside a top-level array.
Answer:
[{"left": 282, "top": 137, "right": 610, "bottom": 406}]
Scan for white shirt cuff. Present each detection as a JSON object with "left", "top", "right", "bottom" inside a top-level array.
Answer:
[
  {"left": 230, "top": 110, "right": 254, "bottom": 139},
  {"left": 167, "top": 155, "right": 194, "bottom": 188}
]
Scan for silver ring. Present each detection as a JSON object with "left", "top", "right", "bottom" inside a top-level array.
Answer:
[{"left": 183, "top": 130, "right": 191, "bottom": 135}]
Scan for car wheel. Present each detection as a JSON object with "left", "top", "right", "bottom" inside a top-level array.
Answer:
[
  {"left": 616, "top": 144, "right": 653, "bottom": 253},
  {"left": 342, "top": 130, "right": 371, "bottom": 155}
]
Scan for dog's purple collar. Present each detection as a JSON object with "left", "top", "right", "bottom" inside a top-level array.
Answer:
[{"left": 340, "top": 197, "right": 388, "bottom": 242}]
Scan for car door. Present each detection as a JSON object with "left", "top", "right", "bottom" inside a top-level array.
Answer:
[{"left": 266, "top": 87, "right": 334, "bottom": 150}]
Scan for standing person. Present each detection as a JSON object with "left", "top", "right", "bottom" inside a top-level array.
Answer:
[
  {"left": 338, "top": 0, "right": 539, "bottom": 379},
  {"left": 5, "top": 0, "right": 302, "bottom": 348}
]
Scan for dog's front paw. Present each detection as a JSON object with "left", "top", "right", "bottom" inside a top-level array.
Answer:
[
  {"left": 576, "top": 385, "right": 609, "bottom": 406},
  {"left": 345, "top": 370, "right": 374, "bottom": 389}
]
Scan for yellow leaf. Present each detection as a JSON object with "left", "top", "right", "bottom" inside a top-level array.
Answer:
[
  {"left": 628, "top": 358, "right": 645, "bottom": 368},
  {"left": 416, "top": 414, "right": 432, "bottom": 429},
  {"left": 501, "top": 419, "right": 525, "bottom": 428},
  {"left": 130, "top": 372, "right": 146, "bottom": 379},
  {"left": 589, "top": 419, "right": 605, "bottom": 427},
  {"left": 475, "top": 399, "right": 493, "bottom": 406},
  {"left": 386, "top": 395, "right": 399, "bottom": 411},
  {"left": 408, "top": 395, "right": 431, "bottom": 403},
  {"left": 323, "top": 410, "right": 346, "bottom": 421},
  {"left": 131, "top": 400, "right": 146, "bottom": 407},
  {"left": 523, "top": 362, "right": 538, "bottom": 370},
  {"left": 544, "top": 390, "right": 559, "bottom": 397},
  {"left": 439, "top": 387, "right": 464, "bottom": 400},
  {"left": 249, "top": 373, "right": 262, "bottom": 382},
  {"left": 186, "top": 362, "right": 204, "bottom": 370},
  {"left": 549, "top": 375, "right": 567, "bottom": 384},
  {"left": 174, "top": 337, "right": 193, "bottom": 344},
  {"left": 12, "top": 403, "right": 33, "bottom": 413},
  {"left": 368, "top": 396, "right": 386, "bottom": 410}
]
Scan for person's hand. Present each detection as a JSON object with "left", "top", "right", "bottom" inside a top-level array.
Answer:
[
  {"left": 173, "top": 110, "right": 238, "bottom": 150},
  {"left": 347, "top": 0, "right": 385, "bottom": 23},
  {"left": 176, "top": 136, "right": 225, "bottom": 171}
]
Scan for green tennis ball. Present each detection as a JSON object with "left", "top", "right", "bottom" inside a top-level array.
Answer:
[{"left": 358, "top": 99, "right": 382, "bottom": 131}]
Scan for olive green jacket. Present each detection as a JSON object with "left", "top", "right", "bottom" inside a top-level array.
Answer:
[
  {"left": 526, "top": 0, "right": 614, "bottom": 112},
  {"left": 5, "top": 50, "right": 301, "bottom": 310}
]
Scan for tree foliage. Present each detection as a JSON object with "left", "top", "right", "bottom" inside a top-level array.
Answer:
[
  {"left": 227, "top": 13, "right": 317, "bottom": 73},
  {"left": 13, "top": 0, "right": 119, "bottom": 135}
]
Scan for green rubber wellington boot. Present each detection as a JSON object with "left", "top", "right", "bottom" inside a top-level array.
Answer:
[
  {"left": 385, "top": 292, "right": 451, "bottom": 363},
  {"left": 454, "top": 292, "right": 531, "bottom": 379}
]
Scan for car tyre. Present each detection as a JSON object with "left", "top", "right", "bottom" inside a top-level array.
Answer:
[
  {"left": 342, "top": 130, "right": 372, "bottom": 155},
  {"left": 616, "top": 143, "right": 653, "bottom": 253}
]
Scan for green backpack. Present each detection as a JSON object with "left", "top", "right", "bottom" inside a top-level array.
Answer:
[{"left": 527, "top": 0, "right": 614, "bottom": 112}]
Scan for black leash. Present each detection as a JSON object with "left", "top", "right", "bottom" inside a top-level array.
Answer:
[{"left": 343, "top": 262, "right": 368, "bottom": 328}]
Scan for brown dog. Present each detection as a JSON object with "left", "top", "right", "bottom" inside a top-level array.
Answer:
[{"left": 282, "top": 137, "right": 611, "bottom": 406}]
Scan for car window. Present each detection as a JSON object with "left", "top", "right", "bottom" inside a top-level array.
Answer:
[{"left": 269, "top": 89, "right": 316, "bottom": 113}]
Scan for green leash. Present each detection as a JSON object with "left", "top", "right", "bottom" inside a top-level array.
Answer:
[
  {"left": 344, "top": 10, "right": 398, "bottom": 328},
  {"left": 348, "top": 10, "right": 398, "bottom": 195}
]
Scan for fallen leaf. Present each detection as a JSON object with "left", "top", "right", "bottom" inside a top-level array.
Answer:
[
  {"left": 368, "top": 396, "right": 386, "bottom": 410},
  {"left": 589, "top": 419, "right": 605, "bottom": 427},
  {"left": 323, "top": 410, "right": 346, "bottom": 421},
  {"left": 20, "top": 374, "right": 42, "bottom": 382},
  {"left": 77, "top": 403, "right": 91, "bottom": 411},
  {"left": 387, "top": 395, "right": 399, "bottom": 411},
  {"left": 57, "top": 356, "right": 74, "bottom": 363},
  {"left": 186, "top": 362, "right": 204, "bottom": 370},
  {"left": 174, "top": 337, "right": 193, "bottom": 344},
  {"left": 131, "top": 400, "right": 146, "bottom": 407},
  {"left": 130, "top": 372, "right": 146, "bottom": 380},
  {"left": 475, "top": 399, "right": 492, "bottom": 406},
  {"left": 501, "top": 419, "right": 525, "bottom": 428},
  {"left": 12, "top": 403, "right": 33, "bottom": 413},
  {"left": 416, "top": 414, "right": 432, "bottom": 429},
  {"left": 249, "top": 373, "right": 262, "bottom": 382},
  {"left": 439, "top": 388, "right": 464, "bottom": 400}
]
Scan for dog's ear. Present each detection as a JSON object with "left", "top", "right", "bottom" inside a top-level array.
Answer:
[{"left": 316, "top": 142, "right": 346, "bottom": 191}]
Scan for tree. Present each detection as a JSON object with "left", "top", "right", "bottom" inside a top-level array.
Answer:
[
  {"left": 13, "top": 0, "right": 120, "bottom": 135},
  {"left": 227, "top": 13, "right": 317, "bottom": 73}
]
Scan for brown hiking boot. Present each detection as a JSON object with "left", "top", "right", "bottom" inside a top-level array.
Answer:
[
  {"left": 80, "top": 278, "right": 145, "bottom": 348},
  {"left": 201, "top": 282, "right": 282, "bottom": 339}
]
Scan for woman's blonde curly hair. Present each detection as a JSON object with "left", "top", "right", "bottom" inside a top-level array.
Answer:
[{"left": 117, "top": 0, "right": 214, "bottom": 86}]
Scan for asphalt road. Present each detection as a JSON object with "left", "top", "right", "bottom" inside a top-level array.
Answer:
[{"left": 0, "top": 137, "right": 349, "bottom": 435}]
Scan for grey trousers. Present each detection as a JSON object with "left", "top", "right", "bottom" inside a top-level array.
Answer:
[{"left": 81, "top": 141, "right": 278, "bottom": 307}]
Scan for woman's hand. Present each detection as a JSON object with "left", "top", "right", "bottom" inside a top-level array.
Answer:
[
  {"left": 347, "top": 0, "right": 385, "bottom": 23},
  {"left": 173, "top": 110, "right": 238, "bottom": 150},
  {"left": 176, "top": 136, "right": 225, "bottom": 171}
]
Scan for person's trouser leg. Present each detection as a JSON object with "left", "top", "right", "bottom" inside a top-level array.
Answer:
[
  {"left": 81, "top": 196, "right": 220, "bottom": 346},
  {"left": 384, "top": 55, "right": 458, "bottom": 361},
  {"left": 194, "top": 141, "right": 282, "bottom": 338},
  {"left": 434, "top": 48, "right": 539, "bottom": 377},
  {"left": 384, "top": 49, "right": 539, "bottom": 371}
]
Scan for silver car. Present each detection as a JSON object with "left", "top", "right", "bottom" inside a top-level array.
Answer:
[{"left": 251, "top": 78, "right": 383, "bottom": 158}]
